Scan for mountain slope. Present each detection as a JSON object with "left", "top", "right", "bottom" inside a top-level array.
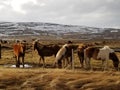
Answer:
[
  {"left": 0, "top": 22, "right": 104, "bottom": 36},
  {"left": 0, "top": 22, "right": 119, "bottom": 39}
]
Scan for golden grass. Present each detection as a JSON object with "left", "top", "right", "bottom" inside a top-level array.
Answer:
[
  {"left": 0, "top": 40, "right": 120, "bottom": 90},
  {"left": 0, "top": 68, "right": 120, "bottom": 90}
]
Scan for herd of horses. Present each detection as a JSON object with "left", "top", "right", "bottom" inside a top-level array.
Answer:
[{"left": 4, "top": 40, "right": 119, "bottom": 71}]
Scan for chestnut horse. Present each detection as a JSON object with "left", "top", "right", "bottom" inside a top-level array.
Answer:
[{"left": 13, "top": 42, "right": 26, "bottom": 68}]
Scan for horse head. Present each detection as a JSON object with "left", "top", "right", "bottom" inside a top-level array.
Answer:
[{"left": 33, "top": 40, "right": 39, "bottom": 50}]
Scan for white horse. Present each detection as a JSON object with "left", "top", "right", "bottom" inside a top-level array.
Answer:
[
  {"left": 54, "top": 44, "right": 70, "bottom": 68},
  {"left": 84, "top": 46, "right": 119, "bottom": 70},
  {"left": 54, "top": 42, "right": 79, "bottom": 68}
]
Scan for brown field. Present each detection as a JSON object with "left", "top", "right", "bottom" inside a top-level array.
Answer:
[{"left": 0, "top": 39, "right": 120, "bottom": 90}]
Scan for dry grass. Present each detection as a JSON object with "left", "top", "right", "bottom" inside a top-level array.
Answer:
[
  {"left": 0, "top": 40, "right": 120, "bottom": 90},
  {"left": 0, "top": 68, "right": 120, "bottom": 90}
]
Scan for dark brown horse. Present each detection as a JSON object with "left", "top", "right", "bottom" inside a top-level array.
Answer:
[
  {"left": 13, "top": 42, "right": 26, "bottom": 68},
  {"left": 33, "top": 40, "right": 60, "bottom": 67},
  {"left": 84, "top": 46, "right": 119, "bottom": 70}
]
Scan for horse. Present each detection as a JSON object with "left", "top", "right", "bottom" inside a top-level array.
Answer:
[
  {"left": 77, "top": 43, "right": 94, "bottom": 68},
  {"left": 54, "top": 43, "right": 78, "bottom": 68},
  {"left": 13, "top": 41, "right": 26, "bottom": 68},
  {"left": 84, "top": 46, "right": 119, "bottom": 70},
  {"left": 33, "top": 40, "right": 60, "bottom": 67},
  {"left": 77, "top": 44, "right": 88, "bottom": 68}
]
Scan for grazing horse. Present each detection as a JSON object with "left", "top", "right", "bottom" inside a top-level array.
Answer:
[
  {"left": 84, "top": 46, "right": 119, "bottom": 70},
  {"left": 33, "top": 40, "right": 60, "bottom": 67},
  {"left": 54, "top": 43, "right": 78, "bottom": 68},
  {"left": 13, "top": 42, "right": 26, "bottom": 68}
]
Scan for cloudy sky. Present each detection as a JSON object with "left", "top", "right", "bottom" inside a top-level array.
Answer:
[{"left": 0, "top": 0, "right": 120, "bottom": 28}]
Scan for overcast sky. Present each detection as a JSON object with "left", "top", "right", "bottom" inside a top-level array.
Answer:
[{"left": 0, "top": 0, "right": 120, "bottom": 28}]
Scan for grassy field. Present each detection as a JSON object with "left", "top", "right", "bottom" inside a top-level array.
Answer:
[{"left": 0, "top": 40, "right": 120, "bottom": 90}]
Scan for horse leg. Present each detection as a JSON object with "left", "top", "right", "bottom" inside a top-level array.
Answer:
[
  {"left": 15, "top": 56, "right": 18, "bottom": 67},
  {"left": 81, "top": 57, "right": 84, "bottom": 68},
  {"left": 84, "top": 57, "right": 88, "bottom": 69},
  {"left": 18, "top": 57, "right": 20, "bottom": 68},
  {"left": 84, "top": 50, "right": 91, "bottom": 70},
  {"left": 88, "top": 58, "right": 91, "bottom": 70},
  {"left": 80, "top": 57, "right": 84, "bottom": 68},
  {"left": 16, "top": 56, "right": 20, "bottom": 68},
  {"left": 62, "top": 57, "right": 69, "bottom": 68},
  {"left": 101, "top": 60, "right": 105, "bottom": 71},
  {"left": 78, "top": 54, "right": 83, "bottom": 68},
  {"left": 70, "top": 56, "right": 73, "bottom": 69},
  {"left": 39, "top": 57, "right": 42, "bottom": 66},
  {"left": 105, "top": 59, "right": 108, "bottom": 71},
  {"left": 22, "top": 56, "right": 24, "bottom": 68},
  {"left": 42, "top": 57, "right": 46, "bottom": 68},
  {"left": 53, "top": 61, "right": 57, "bottom": 68},
  {"left": 58, "top": 60, "right": 62, "bottom": 68},
  {"left": 102, "top": 59, "right": 107, "bottom": 71},
  {"left": 62, "top": 58, "right": 65, "bottom": 68},
  {"left": 64, "top": 57, "right": 69, "bottom": 68},
  {"left": 85, "top": 57, "right": 91, "bottom": 70}
]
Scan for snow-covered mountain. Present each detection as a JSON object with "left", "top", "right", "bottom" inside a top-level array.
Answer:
[{"left": 0, "top": 22, "right": 119, "bottom": 39}]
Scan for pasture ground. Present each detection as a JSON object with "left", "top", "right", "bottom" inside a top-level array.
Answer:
[{"left": 0, "top": 39, "right": 120, "bottom": 90}]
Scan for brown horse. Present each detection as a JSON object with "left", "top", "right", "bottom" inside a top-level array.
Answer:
[
  {"left": 33, "top": 40, "right": 60, "bottom": 67},
  {"left": 13, "top": 42, "right": 26, "bottom": 68},
  {"left": 77, "top": 43, "right": 94, "bottom": 68},
  {"left": 84, "top": 46, "right": 119, "bottom": 70},
  {"left": 77, "top": 44, "right": 88, "bottom": 68}
]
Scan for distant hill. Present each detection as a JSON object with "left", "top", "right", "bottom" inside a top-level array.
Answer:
[{"left": 0, "top": 22, "right": 120, "bottom": 40}]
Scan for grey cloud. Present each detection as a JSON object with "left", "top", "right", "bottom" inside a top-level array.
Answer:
[{"left": 0, "top": 0, "right": 120, "bottom": 28}]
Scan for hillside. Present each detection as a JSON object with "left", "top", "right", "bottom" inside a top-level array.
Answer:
[{"left": 0, "top": 22, "right": 120, "bottom": 40}]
